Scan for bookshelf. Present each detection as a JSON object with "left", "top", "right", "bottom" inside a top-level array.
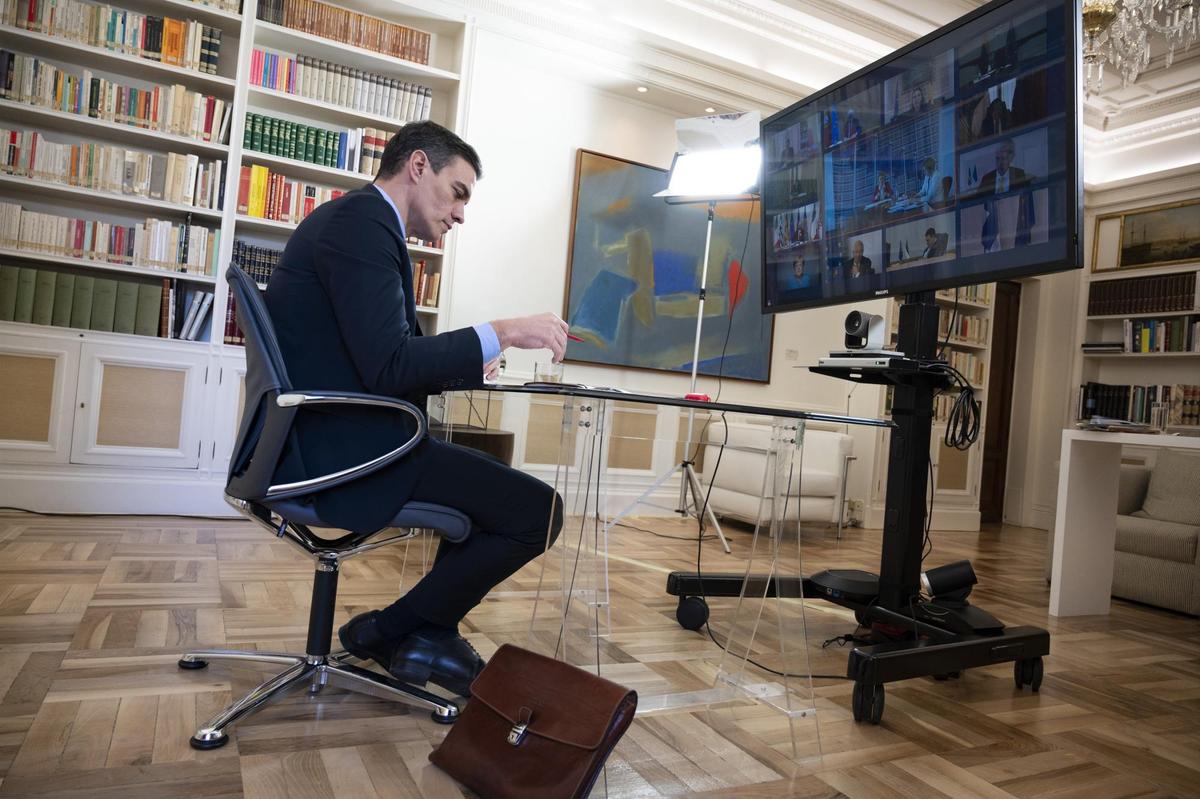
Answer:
[
  {"left": 866, "top": 283, "right": 997, "bottom": 531},
  {"left": 0, "top": 0, "right": 471, "bottom": 514},
  {"left": 1076, "top": 265, "right": 1200, "bottom": 430}
]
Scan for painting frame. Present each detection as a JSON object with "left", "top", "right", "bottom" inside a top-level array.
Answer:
[
  {"left": 1091, "top": 198, "right": 1200, "bottom": 273},
  {"left": 561, "top": 149, "right": 775, "bottom": 383}
]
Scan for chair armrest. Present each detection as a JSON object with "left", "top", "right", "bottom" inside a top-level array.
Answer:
[
  {"left": 265, "top": 391, "right": 426, "bottom": 500},
  {"left": 1117, "top": 465, "right": 1152, "bottom": 516}
]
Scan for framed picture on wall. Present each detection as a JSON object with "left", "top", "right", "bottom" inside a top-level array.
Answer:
[
  {"left": 1092, "top": 198, "right": 1200, "bottom": 273},
  {"left": 562, "top": 149, "right": 774, "bottom": 383}
]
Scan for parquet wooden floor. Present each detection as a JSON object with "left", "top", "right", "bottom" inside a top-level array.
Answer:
[{"left": 0, "top": 510, "right": 1196, "bottom": 798}]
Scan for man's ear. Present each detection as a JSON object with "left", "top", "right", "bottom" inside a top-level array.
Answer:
[{"left": 409, "top": 150, "right": 428, "bottom": 181}]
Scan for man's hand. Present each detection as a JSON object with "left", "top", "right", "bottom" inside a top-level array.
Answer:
[{"left": 492, "top": 313, "right": 569, "bottom": 362}]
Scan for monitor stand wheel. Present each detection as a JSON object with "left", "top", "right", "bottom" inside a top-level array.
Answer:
[
  {"left": 1013, "top": 656, "right": 1044, "bottom": 692},
  {"left": 675, "top": 596, "right": 710, "bottom": 631},
  {"left": 851, "top": 680, "right": 884, "bottom": 724}
]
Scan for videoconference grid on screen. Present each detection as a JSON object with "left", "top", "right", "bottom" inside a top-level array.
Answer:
[{"left": 762, "top": 0, "right": 1075, "bottom": 312}]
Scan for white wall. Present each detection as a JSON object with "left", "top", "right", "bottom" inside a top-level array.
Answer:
[
  {"left": 446, "top": 26, "right": 888, "bottom": 509},
  {"left": 1004, "top": 165, "right": 1200, "bottom": 529}
]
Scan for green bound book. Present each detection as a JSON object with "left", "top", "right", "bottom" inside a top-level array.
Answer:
[
  {"left": 13, "top": 267, "right": 37, "bottom": 323},
  {"left": 51, "top": 272, "right": 75, "bottom": 326},
  {"left": 0, "top": 264, "right": 19, "bottom": 321},
  {"left": 90, "top": 278, "right": 118, "bottom": 331},
  {"left": 32, "top": 270, "right": 56, "bottom": 325},
  {"left": 70, "top": 275, "right": 94, "bottom": 328},
  {"left": 134, "top": 282, "right": 163, "bottom": 336},
  {"left": 113, "top": 281, "right": 139, "bottom": 334},
  {"left": 304, "top": 127, "right": 316, "bottom": 163}
]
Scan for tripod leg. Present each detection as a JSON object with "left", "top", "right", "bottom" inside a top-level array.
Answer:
[{"left": 685, "top": 463, "right": 731, "bottom": 554}]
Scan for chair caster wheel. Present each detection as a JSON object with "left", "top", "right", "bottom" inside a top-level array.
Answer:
[
  {"left": 676, "top": 596, "right": 709, "bottom": 631},
  {"left": 851, "top": 681, "right": 884, "bottom": 724},
  {"left": 431, "top": 707, "right": 459, "bottom": 725},
  {"left": 189, "top": 731, "right": 228, "bottom": 750},
  {"left": 1014, "top": 657, "right": 1043, "bottom": 692},
  {"left": 178, "top": 657, "right": 208, "bottom": 670}
]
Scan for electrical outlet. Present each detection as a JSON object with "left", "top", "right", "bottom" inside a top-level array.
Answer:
[{"left": 785, "top": 348, "right": 799, "bottom": 361}]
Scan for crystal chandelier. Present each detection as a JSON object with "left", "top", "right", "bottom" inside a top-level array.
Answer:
[{"left": 1082, "top": 0, "right": 1198, "bottom": 95}]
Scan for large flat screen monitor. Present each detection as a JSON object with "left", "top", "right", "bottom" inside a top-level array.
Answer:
[{"left": 761, "top": 0, "right": 1081, "bottom": 313}]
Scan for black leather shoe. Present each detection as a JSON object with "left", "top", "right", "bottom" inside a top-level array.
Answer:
[
  {"left": 388, "top": 626, "right": 486, "bottom": 697},
  {"left": 337, "top": 611, "right": 394, "bottom": 669}
]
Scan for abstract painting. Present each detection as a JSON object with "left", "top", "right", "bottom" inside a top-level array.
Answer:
[{"left": 563, "top": 150, "right": 773, "bottom": 382}]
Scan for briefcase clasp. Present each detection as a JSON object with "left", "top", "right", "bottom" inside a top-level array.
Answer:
[{"left": 507, "top": 722, "right": 528, "bottom": 746}]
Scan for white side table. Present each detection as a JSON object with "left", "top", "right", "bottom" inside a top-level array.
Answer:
[{"left": 1050, "top": 429, "right": 1200, "bottom": 616}]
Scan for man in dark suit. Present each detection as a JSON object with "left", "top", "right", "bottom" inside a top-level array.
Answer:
[
  {"left": 921, "top": 227, "right": 946, "bottom": 258},
  {"left": 976, "top": 137, "right": 1031, "bottom": 195},
  {"left": 847, "top": 239, "right": 874, "bottom": 277},
  {"left": 266, "top": 121, "right": 568, "bottom": 697}
]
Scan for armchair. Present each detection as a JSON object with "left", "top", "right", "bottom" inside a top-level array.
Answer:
[{"left": 176, "top": 266, "right": 471, "bottom": 749}]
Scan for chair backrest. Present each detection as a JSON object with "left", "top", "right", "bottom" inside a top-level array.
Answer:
[
  {"left": 225, "top": 266, "right": 300, "bottom": 502},
  {"left": 937, "top": 232, "right": 949, "bottom": 252}
]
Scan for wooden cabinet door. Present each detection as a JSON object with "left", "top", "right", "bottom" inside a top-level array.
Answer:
[
  {"left": 71, "top": 341, "right": 210, "bottom": 469},
  {"left": 0, "top": 330, "right": 81, "bottom": 465}
]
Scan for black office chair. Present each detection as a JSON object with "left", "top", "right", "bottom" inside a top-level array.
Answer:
[{"left": 177, "top": 266, "right": 471, "bottom": 750}]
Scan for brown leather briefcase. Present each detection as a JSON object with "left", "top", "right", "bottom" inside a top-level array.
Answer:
[{"left": 428, "top": 643, "right": 637, "bottom": 799}]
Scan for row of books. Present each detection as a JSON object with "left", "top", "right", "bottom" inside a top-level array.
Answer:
[
  {"left": 1121, "top": 316, "right": 1199, "bottom": 353},
  {"left": 0, "top": 51, "right": 233, "bottom": 143},
  {"left": 242, "top": 112, "right": 393, "bottom": 176},
  {"left": 937, "top": 284, "right": 992, "bottom": 305},
  {"left": 2, "top": 0, "right": 224, "bottom": 75},
  {"left": 222, "top": 291, "right": 243, "bottom": 344},
  {"left": 412, "top": 258, "right": 439, "bottom": 307},
  {"left": 1078, "top": 382, "right": 1200, "bottom": 427},
  {"left": 0, "top": 264, "right": 209, "bottom": 340},
  {"left": 249, "top": 47, "right": 432, "bottom": 122},
  {"left": 939, "top": 308, "right": 989, "bottom": 345},
  {"left": 231, "top": 238, "right": 281, "bottom": 285},
  {"left": 945, "top": 349, "right": 985, "bottom": 387},
  {"left": 0, "top": 202, "right": 219, "bottom": 274},
  {"left": 1087, "top": 271, "right": 1197, "bottom": 316},
  {"left": 1, "top": 128, "right": 225, "bottom": 209},
  {"left": 256, "top": 0, "right": 431, "bottom": 66},
  {"left": 235, "top": 164, "right": 343, "bottom": 223}
]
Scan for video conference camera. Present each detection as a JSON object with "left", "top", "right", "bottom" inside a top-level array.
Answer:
[{"left": 844, "top": 311, "right": 886, "bottom": 351}]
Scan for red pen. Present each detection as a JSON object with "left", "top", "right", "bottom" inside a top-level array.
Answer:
[{"left": 567, "top": 333, "right": 584, "bottom": 342}]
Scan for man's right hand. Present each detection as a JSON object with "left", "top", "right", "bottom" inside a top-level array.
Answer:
[{"left": 492, "top": 313, "right": 570, "bottom": 362}]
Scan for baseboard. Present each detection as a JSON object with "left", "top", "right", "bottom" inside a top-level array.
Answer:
[
  {"left": 0, "top": 467, "right": 232, "bottom": 516},
  {"left": 864, "top": 503, "right": 980, "bottom": 532}
]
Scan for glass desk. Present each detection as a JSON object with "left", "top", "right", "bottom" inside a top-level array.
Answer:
[{"left": 428, "top": 383, "right": 889, "bottom": 773}]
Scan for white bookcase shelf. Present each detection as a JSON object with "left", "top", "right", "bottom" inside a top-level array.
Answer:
[
  {"left": 239, "top": 149, "right": 369, "bottom": 189},
  {"left": 0, "top": 99, "right": 232, "bottom": 155},
  {"left": 0, "top": 0, "right": 470, "bottom": 514},
  {"left": 247, "top": 84, "right": 409, "bottom": 130},
  {"left": 0, "top": 173, "right": 224, "bottom": 220},
  {"left": 0, "top": 24, "right": 238, "bottom": 92},
  {"left": 0, "top": 246, "right": 218, "bottom": 284},
  {"left": 253, "top": 20, "right": 460, "bottom": 87}
]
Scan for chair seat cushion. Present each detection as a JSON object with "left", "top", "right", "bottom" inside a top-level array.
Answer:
[
  {"left": 1117, "top": 513, "right": 1199, "bottom": 564},
  {"left": 272, "top": 499, "right": 473, "bottom": 544}
]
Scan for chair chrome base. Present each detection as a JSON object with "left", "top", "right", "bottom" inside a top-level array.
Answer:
[{"left": 178, "top": 648, "right": 459, "bottom": 749}]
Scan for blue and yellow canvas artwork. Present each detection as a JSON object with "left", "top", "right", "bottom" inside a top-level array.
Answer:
[{"left": 564, "top": 150, "right": 773, "bottom": 382}]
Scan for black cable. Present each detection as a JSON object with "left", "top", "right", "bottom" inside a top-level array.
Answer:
[
  {"left": 694, "top": 427, "right": 851, "bottom": 681},
  {"left": 936, "top": 287, "right": 959, "bottom": 361},
  {"left": 0, "top": 507, "right": 235, "bottom": 520},
  {"left": 611, "top": 521, "right": 717, "bottom": 542}
]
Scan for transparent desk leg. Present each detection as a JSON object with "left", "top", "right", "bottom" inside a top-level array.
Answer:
[{"left": 526, "top": 396, "right": 612, "bottom": 663}]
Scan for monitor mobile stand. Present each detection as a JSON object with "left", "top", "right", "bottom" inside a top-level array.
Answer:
[{"left": 665, "top": 291, "right": 1049, "bottom": 724}]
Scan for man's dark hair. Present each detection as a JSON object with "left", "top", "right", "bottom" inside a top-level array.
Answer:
[
  {"left": 376, "top": 121, "right": 482, "bottom": 181},
  {"left": 925, "top": 227, "right": 936, "bottom": 237}
]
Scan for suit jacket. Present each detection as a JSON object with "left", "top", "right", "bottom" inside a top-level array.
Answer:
[
  {"left": 266, "top": 184, "right": 483, "bottom": 533},
  {"left": 976, "top": 166, "right": 1030, "bottom": 196}
]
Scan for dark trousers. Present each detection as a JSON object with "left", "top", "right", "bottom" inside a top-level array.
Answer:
[{"left": 398, "top": 437, "right": 563, "bottom": 627}]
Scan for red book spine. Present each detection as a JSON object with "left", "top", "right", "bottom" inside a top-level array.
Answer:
[{"left": 236, "top": 165, "right": 250, "bottom": 214}]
